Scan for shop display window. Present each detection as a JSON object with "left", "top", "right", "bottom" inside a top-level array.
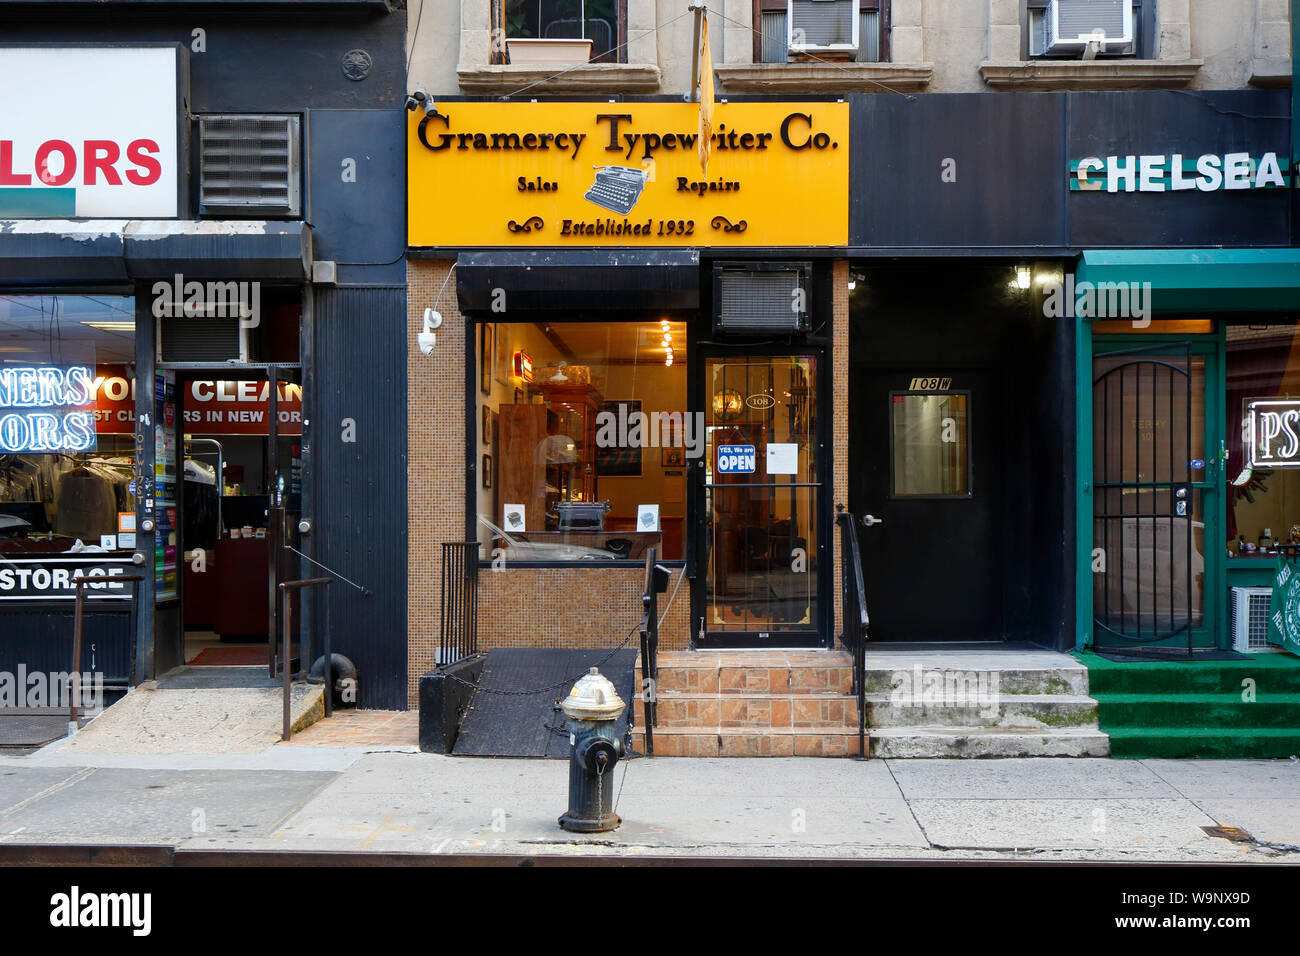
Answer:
[
  {"left": 1226, "top": 322, "right": 1300, "bottom": 559},
  {"left": 0, "top": 295, "right": 138, "bottom": 556},
  {"left": 474, "top": 319, "right": 688, "bottom": 563}
]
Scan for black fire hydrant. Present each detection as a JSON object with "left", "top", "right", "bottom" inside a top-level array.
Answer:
[{"left": 557, "top": 667, "right": 625, "bottom": 833}]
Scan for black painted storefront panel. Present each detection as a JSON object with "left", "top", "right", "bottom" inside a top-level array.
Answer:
[
  {"left": 848, "top": 89, "right": 1293, "bottom": 252},
  {"left": 308, "top": 110, "right": 408, "bottom": 287},
  {"left": 1067, "top": 90, "right": 1293, "bottom": 248},
  {"left": 850, "top": 93, "right": 1068, "bottom": 249},
  {"left": 0, "top": 608, "right": 134, "bottom": 686},
  {"left": 312, "top": 285, "right": 408, "bottom": 710}
]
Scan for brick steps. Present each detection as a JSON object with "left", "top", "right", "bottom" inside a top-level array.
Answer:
[
  {"left": 634, "top": 650, "right": 862, "bottom": 757},
  {"left": 631, "top": 725, "right": 864, "bottom": 757},
  {"left": 634, "top": 692, "right": 858, "bottom": 728}
]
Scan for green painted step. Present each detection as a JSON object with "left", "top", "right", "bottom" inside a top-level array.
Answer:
[
  {"left": 1078, "top": 651, "right": 1300, "bottom": 695},
  {"left": 1094, "top": 692, "right": 1300, "bottom": 730},
  {"left": 1105, "top": 726, "right": 1300, "bottom": 760}
]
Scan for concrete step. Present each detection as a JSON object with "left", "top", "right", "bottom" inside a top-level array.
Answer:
[
  {"left": 869, "top": 727, "right": 1111, "bottom": 758},
  {"left": 631, "top": 724, "right": 865, "bottom": 758},
  {"left": 863, "top": 692, "right": 1098, "bottom": 730},
  {"left": 862, "top": 665, "right": 1090, "bottom": 696},
  {"left": 634, "top": 691, "right": 858, "bottom": 728}
]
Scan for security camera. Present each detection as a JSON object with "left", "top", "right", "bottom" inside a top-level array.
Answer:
[
  {"left": 405, "top": 88, "right": 429, "bottom": 112},
  {"left": 418, "top": 308, "right": 442, "bottom": 355}
]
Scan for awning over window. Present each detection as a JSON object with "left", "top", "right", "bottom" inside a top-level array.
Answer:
[
  {"left": 0, "top": 220, "right": 312, "bottom": 287},
  {"left": 1077, "top": 249, "right": 1300, "bottom": 313},
  {"left": 455, "top": 250, "right": 701, "bottom": 313}
]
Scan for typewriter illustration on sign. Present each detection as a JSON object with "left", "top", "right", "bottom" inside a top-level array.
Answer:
[{"left": 584, "top": 165, "right": 649, "bottom": 215}]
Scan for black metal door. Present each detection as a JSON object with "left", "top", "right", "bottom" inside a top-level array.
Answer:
[
  {"left": 852, "top": 370, "right": 1001, "bottom": 641},
  {"left": 1092, "top": 344, "right": 1208, "bottom": 653}
]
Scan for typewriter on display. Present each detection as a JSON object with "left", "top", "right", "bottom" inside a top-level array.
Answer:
[{"left": 584, "top": 166, "right": 649, "bottom": 215}]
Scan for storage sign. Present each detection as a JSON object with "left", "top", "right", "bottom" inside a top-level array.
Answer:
[
  {"left": 0, "top": 47, "right": 181, "bottom": 218},
  {"left": 0, "top": 558, "right": 134, "bottom": 601},
  {"left": 717, "top": 444, "right": 756, "bottom": 474}
]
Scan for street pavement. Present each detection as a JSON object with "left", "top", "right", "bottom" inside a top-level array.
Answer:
[{"left": 0, "top": 738, "right": 1297, "bottom": 861}]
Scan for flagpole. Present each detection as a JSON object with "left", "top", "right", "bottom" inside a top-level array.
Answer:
[{"left": 690, "top": 1, "right": 705, "bottom": 102}]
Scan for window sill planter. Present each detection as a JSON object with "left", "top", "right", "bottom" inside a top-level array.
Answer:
[
  {"left": 457, "top": 62, "right": 662, "bottom": 94},
  {"left": 979, "top": 59, "right": 1203, "bottom": 91},
  {"left": 504, "top": 38, "right": 594, "bottom": 67},
  {"left": 712, "top": 62, "right": 933, "bottom": 94}
]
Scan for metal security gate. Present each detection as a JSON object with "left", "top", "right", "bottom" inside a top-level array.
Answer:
[{"left": 1092, "top": 344, "right": 1207, "bottom": 655}]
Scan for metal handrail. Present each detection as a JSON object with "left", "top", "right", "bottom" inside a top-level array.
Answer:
[
  {"left": 639, "top": 548, "right": 661, "bottom": 756},
  {"left": 835, "top": 505, "right": 870, "bottom": 760},
  {"left": 277, "top": 577, "right": 332, "bottom": 741},
  {"left": 438, "top": 542, "right": 479, "bottom": 667},
  {"left": 70, "top": 573, "right": 145, "bottom": 729}
]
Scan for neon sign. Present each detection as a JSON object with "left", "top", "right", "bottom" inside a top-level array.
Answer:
[
  {"left": 0, "top": 366, "right": 97, "bottom": 453},
  {"left": 1246, "top": 399, "right": 1300, "bottom": 469}
]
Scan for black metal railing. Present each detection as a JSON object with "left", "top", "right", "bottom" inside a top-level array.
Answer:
[
  {"left": 638, "top": 549, "right": 663, "bottom": 756},
  {"left": 277, "top": 577, "right": 332, "bottom": 741},
  {"left": 70, "top": 573, "right": 145, "bottom": 728},
  {"left": 835, "top": 505, "right": 870, "bottom": 760},
  {"left": 439, "top": 542, "right": 480, "bottom": 667}
]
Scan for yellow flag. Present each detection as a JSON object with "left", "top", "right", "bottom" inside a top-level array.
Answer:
[{"left": 698, "top": 15, "right": 714, "bottom": 176}]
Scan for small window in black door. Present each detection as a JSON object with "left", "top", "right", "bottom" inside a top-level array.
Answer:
[{"left": 890, "top": 391, "right": 971, "bottom": 498}]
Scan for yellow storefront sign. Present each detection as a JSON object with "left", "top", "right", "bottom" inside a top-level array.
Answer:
[{"left": 408, "top": 102, "right": 848, "bottom": 248}]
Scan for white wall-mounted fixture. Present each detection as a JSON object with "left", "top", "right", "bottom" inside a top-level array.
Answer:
[{"left": 419, "top": 308, "right": 442, "bottom": 355}]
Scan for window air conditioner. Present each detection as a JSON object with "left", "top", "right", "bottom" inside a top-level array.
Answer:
[
  {"left": 1230, "top": 586, "right": 1273, "bottom": 654},
  {"left": 712, "top": 262, "right": 811, "bottom": 335},
  {"left": 787, "top": 0, "right": 859, "bottom": 57},
  {"left": 157, "top": 315, "right": 255, "bottom": 364},
  {"left": 1029, "top": 0, "right": 1134, "bottom": 57},
  {"left": 198, "top": 114, "right": 301, "bottom": 217}
]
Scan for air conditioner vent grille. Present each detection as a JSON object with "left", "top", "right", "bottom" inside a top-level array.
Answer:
[
  {"left": 159, "top": 316, "right": 244, "bottom": 364},
  {"left": 714, "top": 265, "right": 810, "bottom": 334},
  {"left": 199, "top": 114, "right": 301, "bottom": 216},
  {"left": 1230, "top": 586, "right": 1273, "bottom": 653},
  {"left": 1057, "top": 0, "right": 1127, "bottom": 38}
]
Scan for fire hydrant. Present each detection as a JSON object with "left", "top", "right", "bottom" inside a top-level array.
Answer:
[{"left": 558, "top": 667, "right": 625, "bottom": 833}]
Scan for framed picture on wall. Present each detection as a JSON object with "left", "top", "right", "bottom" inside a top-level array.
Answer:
[
  {"left": 480, "top": 323, "right": 493, "bottom": 395},
  {"left": 494, "top": 323, "right": 511, "bottom": 387},
  {"left": 596, "top": 400, "right": 642, "bottom": 477},
  {"left": 482, "top": 404, "right": 492, "bottom": 443},
  {"left": 482, "top": 454, "right": 492, "bottom": 489}
]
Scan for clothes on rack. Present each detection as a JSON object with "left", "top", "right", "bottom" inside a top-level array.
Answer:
[{"left": 0, "top": 452, "right": 134, "bottom": 545}]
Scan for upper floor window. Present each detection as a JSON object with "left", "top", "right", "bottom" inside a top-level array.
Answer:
[
  {"left": 1027, "top": 0, "right": 1155, "bottom": 59},
  {"left": 755, "top": 0, "right": 888, "bottom": 64},
  {"left": 500, "top": 0, "right": 624, "bottom": 64}
]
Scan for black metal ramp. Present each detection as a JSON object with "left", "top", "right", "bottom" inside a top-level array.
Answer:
[{"left": 452, "top": 648, "right": 637, "bottom": 758}]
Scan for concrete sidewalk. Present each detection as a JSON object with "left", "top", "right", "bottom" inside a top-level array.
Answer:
[{"left": 1, "top": 737, "right": 1297, "bottom": 861}]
